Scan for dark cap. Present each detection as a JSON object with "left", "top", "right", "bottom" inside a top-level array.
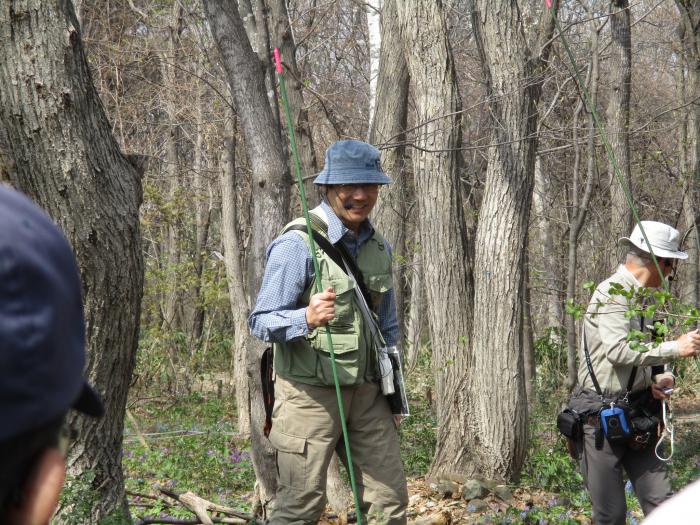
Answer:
[{"left": 0, "top": 185, "right": 103, "bottom": 442}]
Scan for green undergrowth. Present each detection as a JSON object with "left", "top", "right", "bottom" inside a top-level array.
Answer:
[
  {"left": 121, "top": 363, "right": 698, "bottom": 525},
  {"left": 399, "top": 398, "right": 437, "bottom": 476},
  {"left": 122, "top": 392, "right": 255, "bottom": 520}
]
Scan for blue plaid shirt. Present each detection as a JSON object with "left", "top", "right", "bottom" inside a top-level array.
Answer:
[{"left": 248, "top": 200, "right": 398, "bottom": 346}]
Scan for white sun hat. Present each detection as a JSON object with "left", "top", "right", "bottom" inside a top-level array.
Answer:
[{"left": 619, "top": 221, "right": 688, "bottom": 260}]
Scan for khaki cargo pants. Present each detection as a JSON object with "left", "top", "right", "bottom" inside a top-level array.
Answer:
[{"left": 267, "top": 376, "right": 408, "bottom": 524}]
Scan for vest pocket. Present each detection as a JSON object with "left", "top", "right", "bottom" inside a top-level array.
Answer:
[
  {"left": 275, "top": 339, "right": 318, "bottom": 379},
  {"left": 365, "top": 272, "right": 393, "bottom": 311},
  {"left": 310, "top": 331, "right": 360, "bottom": 386},
  {"left": 323, "top": 276, "right": 356, "bottom": 327}
]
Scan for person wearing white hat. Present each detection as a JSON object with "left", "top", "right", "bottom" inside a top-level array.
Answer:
[{"left": 567, "top": 221, "right": 700, "bottom": 525}]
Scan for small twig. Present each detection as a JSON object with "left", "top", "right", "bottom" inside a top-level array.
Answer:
[{"left": 127, "top": 491, "right": 161, "bottom": 500}]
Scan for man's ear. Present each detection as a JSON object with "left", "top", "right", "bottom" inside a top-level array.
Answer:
[{"left": 7, "top": 448, "right": 65, "bottom": 525}]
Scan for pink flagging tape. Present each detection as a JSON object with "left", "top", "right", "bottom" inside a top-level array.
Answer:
[{"left": 273, "top": 48, "right": 282, "bottom": 74}]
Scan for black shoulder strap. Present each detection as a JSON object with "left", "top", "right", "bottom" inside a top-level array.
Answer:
[
  {"left": 285, "top": 222, "right": 373, "bottom": 307},
  {"left": 583, "top": 321, "right": 638, "bottom": 399},
  {"left": 583, "top": 331, "right": 604, "bottom": 398},
  {"left": 626, "top": 365, "right": 637, "bottom": 393}
]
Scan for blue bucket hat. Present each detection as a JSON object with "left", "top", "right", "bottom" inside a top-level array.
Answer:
[
  {"left": 313, "top": 140, "right": 392, "bottom": 185},
  {"left": 0, "top": 185, "right": 103, "bottom": 442}
]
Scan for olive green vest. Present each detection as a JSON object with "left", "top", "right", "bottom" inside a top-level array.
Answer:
[{"left": 273, "top": 212, "right": 394, "bottom": 387}]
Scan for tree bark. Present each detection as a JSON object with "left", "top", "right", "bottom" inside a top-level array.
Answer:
[
  {"left": 429, "top": 0, "right": 558, "bottom": 480},
  {"left": 370, "top": 0, "right": 410, "bottom": 341},
  {"left": 202, "top": 0, "right": 291, "bottom": 512},
  {"left": 267, "top": 0, "right": 319, "bottom": 209},
  {"left": 467, "top": 0, "right": 535, "bottom": 478},
  {"left": 607, "top": 0, "right": 633, "bottom": 264},
  {"left": 405, "top": 232, "right": 425, "bottom": 369},
  {"left": 565, "top": 19, "right": 600, "bottom": 392},
  {"left": 676, "top": 1, "right": 700, "bottom": 307},
  {"left": 161, "top": 0, "right": 185, "bottom": 340},
  {"left": 0, "top": 0, "right": 143, "bottom": 521},
  {"left": 220, "top": 109, "right": 252, "bottom": 438},
  {"left": 533, "top": 156, "right": 563, "bottom": 330},
  {"left": 239, "top": 0, "right": 279, "bottom": 123},
  {"left": 395, "top": 0, "right": 473, "bottom": 475},
  {"left": 522, "top": 236, "right": 535, "bottom": 408},
  {"left": 366, "top": 0, "right": 383, "bottom": 135},
  {"left": 192, "top": 61, "right": 213, "bottom": 346}
]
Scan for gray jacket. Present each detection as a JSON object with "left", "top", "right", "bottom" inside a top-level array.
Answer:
[{"left": 577, "top": 265, "right": 677, "bottom": 396}]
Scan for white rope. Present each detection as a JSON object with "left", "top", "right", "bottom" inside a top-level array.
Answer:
[{"left": 655, "top": 399, "right": 674, "bottom": 461}]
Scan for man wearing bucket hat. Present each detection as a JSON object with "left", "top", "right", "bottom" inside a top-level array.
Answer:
[
  {"left": 0, "top": 185, "right": 104, "bottom": 524},
  {"left": 567, "top": 221, "right": 700, "bottom": 525},
  {"left": 249, "top": 140, "right": 408, "bottom": 523}
]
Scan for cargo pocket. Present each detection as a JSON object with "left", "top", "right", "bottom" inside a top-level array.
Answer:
[
  {"left": 311, "top": 331, "right": 360, "bottom": 386},
  {"left": 268, "top": 428, "right": 307, "bottom": 490}
]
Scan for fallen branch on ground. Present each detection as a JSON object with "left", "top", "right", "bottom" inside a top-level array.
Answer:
[{"left": 155, "top": 484, "right": 263, "bottom": 525}]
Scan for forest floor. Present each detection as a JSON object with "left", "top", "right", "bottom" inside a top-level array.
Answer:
[{"left": 111, "top": 374, "right": 700, "bottom": 525}]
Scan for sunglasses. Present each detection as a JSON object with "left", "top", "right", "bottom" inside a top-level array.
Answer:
[{"left": 659, "top": 258, "right": 675, "bottom": 268}]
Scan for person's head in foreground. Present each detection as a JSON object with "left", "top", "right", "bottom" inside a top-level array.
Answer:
[{"left": 0, "top": 185, "right": 103, "bottom": 525}]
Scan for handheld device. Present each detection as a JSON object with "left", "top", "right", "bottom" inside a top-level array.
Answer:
[{"left": 600, "top": 403, "right": 632, "bottom": 445}]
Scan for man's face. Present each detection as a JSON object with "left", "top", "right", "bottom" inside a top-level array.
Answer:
[
  {"left": 659, "top": 257, "right": 677, "bottom": 280},
  {"left": 647, "top": 257, "right": 676, "bottom": 287},
  {"left": 325, "top": 184, "right": 379, "bottom": 231}
]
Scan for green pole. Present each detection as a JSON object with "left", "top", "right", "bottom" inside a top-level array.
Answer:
[{"left": 273, "top": 48, "right": 364, "bottom": 525}]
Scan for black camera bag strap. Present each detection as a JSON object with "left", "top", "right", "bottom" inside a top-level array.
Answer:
[
  {"left": 261, "top": 346, "right": 274, "bottom": 437},
  {"left": 583, "top": 328, "right": 638, "bottom": 400}
]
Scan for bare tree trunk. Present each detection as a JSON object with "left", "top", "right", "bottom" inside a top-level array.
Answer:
[
  {"left": 0, "top": 0, "right": 143, "bottom": 521},
  {"left": 366, "top": 0, "right": 383, "bottom": 135},
  {"left": 522, "top": 238, "right": 535, "bottom": 408},
  {"left": 267, "top": 0, "right": 319, "bottom": 208},
  {"left": 677, "top": 2, "right": 700, "bottom": 308},
  {"left": 157, "top": 1, "right": 186, "bottom": 395},
  {"left": 467, "top": 0, "right": 536, "bottom": 478},
  {"left": 395, "top": 0, "right": 473, "bottom": 475},
  {"left": 203, "top": 0, "right": 290, "bottom": 512},
  {"left": 607, "top": 0, "right": 633, "bottom": 264},
  {"left": 405, "top": 234, "right": 425, "bottom": 369},
  {"left": 220, "top": 110, "right": 252, "bottom": 438},
  {"left": 565, "top": 19, "right": 601, "bottom": 392},
  {"left": 192, "top": 62, "right": 213, "bottom": 346},
  {"left": 240, "top": 0, "right": 281, "bottom": 129},
  {"left": 533, "top": 156, "right": 563, "bottom": 329},
  {"left": 428, "top": 0, "right": 558, "bottom": 480},
  {"left": 370, "top": 0, "right": 410, "bottom": 341}
]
